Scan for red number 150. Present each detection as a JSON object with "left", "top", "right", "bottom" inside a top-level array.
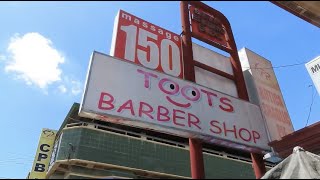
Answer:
[{"left": 120, "top": 25, "right": 182, "bottom": 77}]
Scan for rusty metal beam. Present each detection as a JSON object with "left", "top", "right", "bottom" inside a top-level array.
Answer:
[{"left": 194, "top": 61, "right": 235, "bottom": 81}]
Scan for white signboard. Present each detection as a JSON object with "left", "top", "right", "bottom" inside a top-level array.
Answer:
[
  {"left": 306, "top": 56, "right": 320, "bottom": 96},
  {"left": 79, "top": 51, "right": 270, "bottom": 152},
  {"left": 239, "top": 48, "right": 294, "bottom": 141}
]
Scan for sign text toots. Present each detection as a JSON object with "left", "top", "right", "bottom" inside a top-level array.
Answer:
[{"left": 79, "top": 52, "right": 270, "bottom": 151}]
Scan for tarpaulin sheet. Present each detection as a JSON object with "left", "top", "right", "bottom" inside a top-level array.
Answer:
[{"left": 261, "top": 146, "right": 320, "bottom": 179}]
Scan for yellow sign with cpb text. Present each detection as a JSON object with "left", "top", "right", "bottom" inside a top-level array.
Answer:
[{"left": 28, "top": 128, "right": 57, "bottom": 179}]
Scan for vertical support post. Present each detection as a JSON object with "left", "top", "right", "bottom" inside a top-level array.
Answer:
[
  {"left": 180, "top": 1, "right": 205, "bottom": 179},
  {"left": 180, "top": 1, "right": 195, "bottom": 82},
  {"left": 251, "top": 153, "right": 266, "bottom": 179},
  {"left": 189, "top": 139, "right": 205, "bottom": 179}
]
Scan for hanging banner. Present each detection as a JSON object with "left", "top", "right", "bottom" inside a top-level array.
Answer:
[
  {"left": 79, "top": 51, "right": 270, "bottom": 152},
  {"left": 29, "top": 128, "right": 57, "bottom": 179}
]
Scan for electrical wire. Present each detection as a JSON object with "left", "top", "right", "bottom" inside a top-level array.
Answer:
[
  {"left": 0, "top": 157, "right": 34, "bottom": 163},
  {"left": 305, "top": 85, "right": 316, "bottom": 127},
  {"left": 243, "top": 59, "right": 317, "bottom": 129},
  {"left": 0, "top": 119, "right": 59, "bottom": 162},
  {"left": 2, "top": 152, "right": 34, "bottom": 158},
  {"left": 0, "top": 162, "right": 31, "bottom": 166},
  {"left": 242, "top": 61, "right": 308, "bottom": 70},
  {"left": 242, "top": 60, "right": 318, "bottom": 128}
]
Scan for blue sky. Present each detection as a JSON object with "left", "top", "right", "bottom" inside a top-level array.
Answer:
[{"left": 0, "top": 1, "right": 319, "bottom": 178}]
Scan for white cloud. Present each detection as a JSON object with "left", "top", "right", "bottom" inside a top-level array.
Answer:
[
  {"left": 0, "top": 55, "right": 6, "bottom": 61},
  {"left": 58, "top": 85, "right": 67, "bottom": 94},
  {"left": 4, "top": 32, "right": 64, "bottom": 89},
  {"left": 59, "top": 76, "right": 83, "bottom": 96},
  {"left": 71, "top": 80, "right": 82, "bottom": 96},
  {"left": 2, "top": 32, "right": 83, "bottom": 96}
]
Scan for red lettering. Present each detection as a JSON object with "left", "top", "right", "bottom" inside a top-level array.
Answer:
[
  {"left": 210, "top": 121, "right": 261, "bottom": 144},
  {"left": 181, "top": 85, "right": 200, "bottom": 101},
  {"left": 159, "top": 78, "right": 179, "bottom": 95},
  {"left": 166, "top": 96, "right": 191, "bottom": 108},
  {"left": 98, "top": 92, "right": 115, "bottom": 110},
  {"left": 117, "top": 100, "right": 135, "bottom": 116},
  {"left": 137, "top": 69, "right": 158, "bottom": 88},
  {"left": 173, "top": 109, "right": 185, "bottom": 127},
  {"left": 238, "top": 128, "right": 252, "bottom": 142},
  {"left": 187, "top": 113, "right": 201, "bottom": 130},
  {"left": 209, "top": 120, "right": 261, "bottom": 144},
  {"left": 139, "top": 101, "right": 153, "bottom": 119},
  {"left": 223, "top": 123, "right": 237, "bottom": 139},
  {"left": 252, "top": 131, "right": 260, "bottom": 144},
  {"left": 276, "top": 124, "right": 287, "bottom": 138},
  {"left": 261, "top": 102, "right": 291, "bottom": 125},
  {"left": 219, "top": 97, "right": 234, "bottom": 112},
  {"left": 209, "top": 120, "right": 222, "bottom": 134},
  {"left": 157, "top": 106, "right": 170, "bottom": 121},
  {"left": 200, "top": 89, "right": 217, "bottom": 107},
  {"left": 258, "top": 86, "right": 284, "bottom": 107}
]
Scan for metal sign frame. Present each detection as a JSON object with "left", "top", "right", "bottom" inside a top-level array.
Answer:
[{"left": 180, "top": 1, "right": 266, "bottom": 178}]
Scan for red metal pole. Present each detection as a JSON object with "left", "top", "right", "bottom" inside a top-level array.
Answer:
[
  {"left": 251, "top": 153, "right": 266, "bottom": 179},
  {"left": 180, "top": 2, "right": 195, "bottom": 82},
  {"left": 180, "top": 1, "right": 205, "bottom": 179},
  {"left": 189, "top": 139, "right": 205, "bottom": 179}
]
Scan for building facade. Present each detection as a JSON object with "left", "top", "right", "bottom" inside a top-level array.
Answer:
[{"left": 45, "top": 103, "right": 273, "bottom": 179}]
